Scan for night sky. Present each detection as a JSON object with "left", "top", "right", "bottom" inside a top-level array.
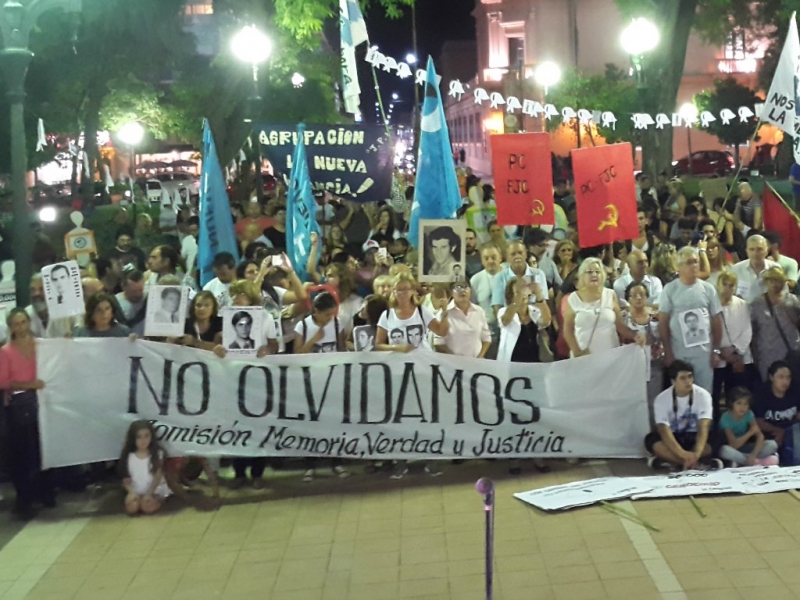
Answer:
[{"left": 359, "top": 0, "right": 476, "bottom": 124}]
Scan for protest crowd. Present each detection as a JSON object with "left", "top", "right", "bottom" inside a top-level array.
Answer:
[{"left": 3, "top": 158, "right": 800, "bottom": 519}]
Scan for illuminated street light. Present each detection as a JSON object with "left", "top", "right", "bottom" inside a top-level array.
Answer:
[
  {"left": 232, "top": 24, "right": 272, "bottom": 200},
  {"left": 392, "top": 92, "right": 399, "bottom": 100},
  {"left": 291, "top": 72, "right": 305, "bottom": 88},
  {"left": 405, "top": 53, "right": 417, "bottom": 64},
  {"left": 534, "top": 61, "right": 561, "bottom": 96},
  {"left": 118, "top": 122, "right": 144, "bottom": 146},
  {"left": 39, "top": 206, "right": 57, "bottom": 223},
  {"left": 620, "top": 18, "right": 660, "bottom": 55}
]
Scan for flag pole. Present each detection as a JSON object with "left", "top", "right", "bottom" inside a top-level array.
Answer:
[
  {"left": 765, "top": 180, "right": 800, "bottom": 224},
  {"left": 718, "top": 118, "right": 762, "bottom": 209},
  {"left": 366, "top": 39, "right": 392, "bottom": 137}
]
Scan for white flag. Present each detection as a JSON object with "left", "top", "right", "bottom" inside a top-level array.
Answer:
[
  {"left": 763, "top": 14, "right": 800, "bottom": 139},
  {"left": 340, "top": 0, "right": 369, "bottom": 115},
  {"left": 36, "top": 118, "right": 46, "bottom": 152}
]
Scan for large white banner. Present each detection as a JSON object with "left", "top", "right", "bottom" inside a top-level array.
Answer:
[{"left": 37, "top": 340, "right": 648, "bottom": 469}]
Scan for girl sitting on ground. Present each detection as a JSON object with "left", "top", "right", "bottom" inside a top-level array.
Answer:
[
  {"left": 120, "top": 420, "right": 171, "bottom": 515},
  {"left": 718, "top": 387, "right": 779, "bottom": 467}
]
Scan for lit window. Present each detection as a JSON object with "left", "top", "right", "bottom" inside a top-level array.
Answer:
[
  {"left": 184, "top": 1, "right": 213, "bottom": 16},
  {"left": 724, "top": 29, "right": 746, "bottom": 60}
]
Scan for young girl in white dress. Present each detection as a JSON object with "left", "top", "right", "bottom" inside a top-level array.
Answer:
[{"left": 120, "top": 420, "right": 171, "bottom": 515}]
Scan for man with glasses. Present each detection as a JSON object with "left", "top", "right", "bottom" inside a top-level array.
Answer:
[
  {"left": 613, "top": 250, "right": 662, "bottom": 309},
  {"left": 491, "top": 240, "right": 548, "bottom": 317},
  {"left": 433, "top": 281, "right": 491, "bottom": 358},
  {"left": 730, "top": 234, "right": 780, "bottom": 303},
  {"left": 659, "top": 246, "right": 723, "bottom": 392}
]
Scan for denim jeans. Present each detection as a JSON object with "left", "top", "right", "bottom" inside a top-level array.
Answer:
[{"left": 719, "top": 440, "right": 778, "bottom": 464}]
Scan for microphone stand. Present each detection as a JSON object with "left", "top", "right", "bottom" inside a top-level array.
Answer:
[{"left": 476, "top": 478, "right": 494, "bottom": 600}]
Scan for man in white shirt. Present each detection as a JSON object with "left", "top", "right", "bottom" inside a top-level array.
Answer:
[
  {"left": 433, "top": 282, "right": 491, "bottom": 358},
  {"left": 181, "top": 216, "right": 199, "bottom": 280},
  {"left": 491, "top": 240, "right": 548, "bottom": 314},
  {"left": 614, "top": 250, "right": 662, "bottom": 308},
  {"left": 730, "top": 234, "right": 779, "bottom": 303},
  {"left": 470, "top": 243, "right": 503, "bottom": 358},
  {"left": 765, "top": 230, "right": 799, "bottom": 292},
  {"left": 644, "top": 360, "right": 720, "bottom": 470},
  {"left": 524, "top": 229, "right": 562, "bottom": 291},
  {"left": 202, "top": 252, "right": 236, "bottom": 307},
  {"left": 115, "top": 270, "right": 147, "bottom": 336}
]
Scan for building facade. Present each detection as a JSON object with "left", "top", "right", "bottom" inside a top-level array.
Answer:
[{"left": 445, "top": 0, "right": 773, "bottom": 177}]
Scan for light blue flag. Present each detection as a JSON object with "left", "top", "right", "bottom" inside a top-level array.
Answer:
[
  {"left": 409, "top": 57, "right": 462, "bottom": 248},
  {"left": 197, "top": 119, "right": 239, "bottom": 287},
  {"left": 286, "top": 123, "right": 319, "bottom": 281}
]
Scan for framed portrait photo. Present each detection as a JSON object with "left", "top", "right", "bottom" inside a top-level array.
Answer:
[
  {"left": 418, "top": 219, "right": 466, "bottom": 283},
  {"left": 220, "top": 306, "right": 264, "bottom": 357},
  {"left": 144, "top": 285, "right": 190, "bottom": 337},
  {"left": 41, "top": 260, "right": 84, "bottom": 320}
]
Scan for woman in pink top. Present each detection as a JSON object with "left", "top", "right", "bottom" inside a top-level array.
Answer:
[{"left": 0, "top": 308, "right": 54, "bottom": 518}]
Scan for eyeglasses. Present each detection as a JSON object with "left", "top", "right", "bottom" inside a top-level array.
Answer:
[{"left": 453, "top": 285, "right": 469, "bottom": 292}]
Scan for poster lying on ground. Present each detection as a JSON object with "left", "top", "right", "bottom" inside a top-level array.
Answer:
[
  {"left": 37, "top": 341, "right": 648, "bottom": 468},
  {"left": 257, "top": 123, "right": 394, "bottom": 203}
]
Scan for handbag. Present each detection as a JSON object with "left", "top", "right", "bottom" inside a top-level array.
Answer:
[{"left": 766, "top": 295, "right": 800, "bottom": 373}]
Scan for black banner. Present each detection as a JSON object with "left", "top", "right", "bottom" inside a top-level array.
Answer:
[{"left": 257, "top": 123, "right": 394, "bottom": 203}]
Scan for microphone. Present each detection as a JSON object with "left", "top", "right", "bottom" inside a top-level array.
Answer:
[{"left": 476, "top": 477, "right": 494, "bottom": 509}]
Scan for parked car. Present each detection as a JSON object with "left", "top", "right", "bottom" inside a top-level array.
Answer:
[
  {"left": 673, "top": 150, "right": 735, "bottom": 176},
  {"left": 155, "top": 171, "right": 199, "bottom": 203}
]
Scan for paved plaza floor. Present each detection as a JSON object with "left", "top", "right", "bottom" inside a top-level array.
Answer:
[{"left": 0, "top": 459, "right": 797, "bottom": 600}]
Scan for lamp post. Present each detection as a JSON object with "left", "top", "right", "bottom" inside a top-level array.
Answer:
[
  {"left": 117, "top": 121, "right": 144, "bottom": 204},
  {"left": 232, "top": 24, "right": 272, "bottom": 203},
  {"left": 620, "top": 17, "right": 659, "bottom": 171},
  {"left": 679, "top": 103, "right": 698, "bottom": 175},
  {"left": 533, "top": 61, "right": 561, "bottom": 133},
  {"left": 0, "top": 0, "right": 82, "bottom": 307}
]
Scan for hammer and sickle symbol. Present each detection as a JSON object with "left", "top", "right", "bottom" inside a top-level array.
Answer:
[
  {"left": 531, "top": 199, "right": 545, "bottom": 217},
  {"left": 597, "top": 204, "right": 619, "bottom": 231}
]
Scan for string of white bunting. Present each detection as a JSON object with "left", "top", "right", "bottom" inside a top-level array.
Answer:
[{"left": 365, "top": 47, "right": 762, "bottom": 131}]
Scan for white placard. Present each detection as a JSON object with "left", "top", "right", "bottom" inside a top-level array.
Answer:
[
  {"left": 37, "top": 341, "right": 649, "bottom": 468},
  {"left": 144, "top": 285, "right": 190, "bottom": 337},
  {"left": 514, "top": 477, "right": 654, "bottom": 511},
  {"left": 41, "top": 260, "right": 84, "bottom": 320},
  {"left": 220, "top": 306, "right": 264, "bottom": 357}
]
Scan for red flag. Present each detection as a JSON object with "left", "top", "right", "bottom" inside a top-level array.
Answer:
[
  {"left": 763, "top": 184, "right": 800, "bottom": 261},
  {"left": 572, "top": 143, "right": 638, "bottom": 247},
  {"left": 490, "top": 133, "right": 554, "bottom": 226}
]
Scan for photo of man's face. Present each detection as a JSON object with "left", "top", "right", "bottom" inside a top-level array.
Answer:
[
  {"left": 234, "top": 316, "right": 252, "bottom": 338},
  {"left": 407, "top": 325, "right": 423, "bottom": 348},
  {"left": 356, "top": 328, "right": 373, "bottom": 350},
  {"left": 51, "top": 266, "right": 70, "bottom": 298},
  {"left": 431, "top": 238, "right": 454, "bottom": 267},
  {"left": 685, "top": 313, "right": 699, "bottom": 332},
  {"left": 390, "top": 329, "right": 404, "bottom": 344},
  {"left": 163, "top": 290, "right": 181, "bottom": 313}
]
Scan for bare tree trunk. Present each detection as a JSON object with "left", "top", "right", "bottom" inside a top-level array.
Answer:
[{"left": 82, "top": 89, "right": 104, "bottom": 207}]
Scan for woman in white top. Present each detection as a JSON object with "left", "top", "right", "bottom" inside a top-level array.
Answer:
[
  {"left": 375, "top": 272, "right": 449, "bottom": 480},
  {"left": 621, "top": 282, "right": 663, "bottom": 428},
  {"left": 375, "top": 272, "right": 449, "bottom": 353},
  {"left": 496, "top": 277, "right": 552, "bottom": 363},
  {"left": 713, "top": 271, "right": 754, "bottom": 421},
  {"left": 563, "top": 257, "right": 639, "bottom": 357},
  {"left": 324, "top": 262, "right": 363, "bottom": 337}
]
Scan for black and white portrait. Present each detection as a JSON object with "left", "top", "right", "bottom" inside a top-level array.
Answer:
[
  {"left": 221, "top": 306, "right": 264, "bottom": 357},
  {"left": 353, "top": 325, "right": 376, "bottom": 352},
  {"left": 407, "top": 324, "right": 424, "bottom": 348},
  {"left": 679, "top": 308, "right": 710, "bottom": 348},
  {"left": 42, "top": 261, "right": 84, "bottom": 319},
  {"left": 144, "top": 285, "right": 189, "bottom": 337},
  {"left": 418, "top": 219, "right": 466, "bottom": 283},
  {"left": 389, "top": 328, "right": 405, "bottom": 345}
]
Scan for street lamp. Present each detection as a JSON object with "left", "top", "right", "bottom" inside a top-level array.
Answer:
[
  {"left": 291, "top": 72, "right": 305, "bottom": 88},
  {"left": 117, "top": 121, "right": 144, "bottom": 202},
  {"left": 679, "top": 103, "right": 698, "bottom": 175},
  {"left": 0, "top": 0, "right": 82, "bottom": 307},
  {"left": 620, "top": 18, "right": 659, "bottom": 89},
  {"left": 533, "top": 61, "right": 561, "bottom": 96},
  {"left": 405, "top": 53, "right": 417, "bottom": 64},
  {"left": 232, "top": 24, "right": 272, "bottom": 202}
]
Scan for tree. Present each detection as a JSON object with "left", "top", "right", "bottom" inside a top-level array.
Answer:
[
  {"left": 694, "top": 78, "right": 760, "bottom": 168},
  {"left": 544, "top": 64, "right": 638, "bottom": 149},
  {"left": 614, "top": 0, "right": 800, "bottom": 178}
]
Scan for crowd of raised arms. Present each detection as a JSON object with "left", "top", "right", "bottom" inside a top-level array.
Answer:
[{"left": 2, "top": 166, "right": 800, "bottom": 518}]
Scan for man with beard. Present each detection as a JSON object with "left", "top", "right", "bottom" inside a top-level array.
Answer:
[
  {"left": 464, "top": 228, "right": 483, "bottom": 279},
  {"left": 107, "top": 226, "right": 146, "bottom": 272}
]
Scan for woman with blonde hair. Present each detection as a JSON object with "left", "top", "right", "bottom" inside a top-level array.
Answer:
[
  {"left": 375, "top": 272, "right": 450, "bottom": 480},
  {"left": 553, "top": 239, "right": 579, "bottom": 282},
  {"left": 713, "top": 271, "right": 754, "bottom": 417},
  {"left": 650, "top": 243, "right": 678, "bottom": 286},
  {"left": 563, "top": 258, "right": 642, "bottom": 357}
]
